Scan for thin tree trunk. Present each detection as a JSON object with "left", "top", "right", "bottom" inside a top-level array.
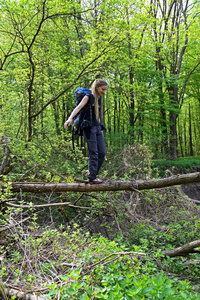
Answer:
[
  {"left": 188, "top": 103, "right": 193, "bottom": 156},
  {"left": 184, "top": 109, "right": 187, "bottom": 156},
  {"left": 177, "top": 117, "right": 183, "bottom": 157},
  {"left": 114, "top": 99, "right": 117, "bottom": 133},
  {"left": 0, "top": 137, "right": 10, "bottom": 175},
  {"left": 169, "top": 110, "right": 178, "bottom": 160},
  {"left": 52, "top": 102, "right": 61, "bottom": 136},
  {"left": 27, "top": 51, "right": 35, "bottom": 142}
]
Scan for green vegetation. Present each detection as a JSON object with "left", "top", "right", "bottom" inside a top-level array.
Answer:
[
  {"left": 0, "top": 0, "right": 200, "bottom": 160},
  {"left": 153, "top": 157, "right": 200, "bottom": 177},
  {"left": 1, "top": 142, "right": 200, "bottom": 299},
  {"left": 1, "top": 215, "right": 200, "bottom": 299}
]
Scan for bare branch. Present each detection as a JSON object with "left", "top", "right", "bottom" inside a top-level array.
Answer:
[
  {"left": 4, "top": 201, "right": 91, "bottom": 210},
  {"left": 179, "top": 60, "right": 200, "bottom": 106},
  {"left": 28, "top": 0, "right": 47, "bottom": 51},
  {"left": 0, "top": 216, "right": 31, "bottom": 232},
  {"left": 176, "top": 0, "right": 189, "bottom": 75},
  {"left": 84, "top": 251, "right": 146, "bottom": 270},
  {"left": 30, "top": 45, "right": 117, "bottom": 119}
]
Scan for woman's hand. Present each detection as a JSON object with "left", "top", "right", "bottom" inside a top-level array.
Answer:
[
  {"left": 64, "top": 118, "right": 72, "bottom": 129},
  {"left": 63, "top": 95, "right": 89, "bottom": 129}
]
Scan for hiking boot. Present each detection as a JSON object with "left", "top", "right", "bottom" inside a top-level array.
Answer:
[{"left": 89, "top": 178, "right": 104, "bottom": 184}]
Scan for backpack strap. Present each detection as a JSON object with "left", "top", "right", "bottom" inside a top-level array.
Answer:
[
  {"left": 89, "top": 101, "right": 92, "bottom": 123},
  {"left": 82, "top": 93, "right": 93, "bottom": 123}
]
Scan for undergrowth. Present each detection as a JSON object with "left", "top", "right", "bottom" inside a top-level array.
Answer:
[
  {"left": 1, "top": 143, "right": 200, "bottom": 299},
  {"left": 1, "top": 213, "right": 200, "bottom": 299},
  {"left": 152, "top": 156, "right": 200, "bottom": 177}
]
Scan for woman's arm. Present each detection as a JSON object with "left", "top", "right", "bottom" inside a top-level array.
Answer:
[{"left": 64, "top": 95, "right": 89, "bottom": 128}]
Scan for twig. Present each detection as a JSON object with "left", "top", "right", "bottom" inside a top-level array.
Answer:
[
  {"left": 41, "top": 164, "right": 66, "bottom": 180},
  {"left": 81, "top": 216, "right": 98, "bottom": 230},
  {"left": 18, "top": 163, "right": 38, "bottom": 180},
  {"left": 0, "top": 198, "right": 18, "bottom": 203},
  {"left": 74, "top": 164, "right": 88, "bottom": 173},
  {"left": 130, "top": 186, "right": 142, "bottom": 193},
  {"left": 4, "top": 201, "right": 91, "bottom": 210},
  {"left": 85, "top": 251, "right": 146, "bottom": 270},
  {"left": 19, "top": 162, "right": 67, "bottom": 181},
  {"left": 0, "top": 216, "right": 31, "bottom": 232},
  {"left": 47, "top": 192, "right": 55, "bottom": 227},
  {"left": 72, "top": 192, "right": 98, "bottom": 205},
  {"left": 101, "top": 255, "right": 120, "bottom": 266},
  {"left": 3, "top": 283, "right": 49, "bottom": 293},
  {"left": 74, "top": 178, "right": 89, "bottom": 183},
  {"left": 0, "top": 282, "right": 8, "bottom": 300},
  {"left": 73, "top": 193, "right": 85, "bottom": 205},
  {"left": 113, "top": 212, "right": 123, "bottom": 237}
]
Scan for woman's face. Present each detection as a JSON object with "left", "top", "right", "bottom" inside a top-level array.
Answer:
[{"left": 96, "top": 85, "right": 107, "bottom": 97}]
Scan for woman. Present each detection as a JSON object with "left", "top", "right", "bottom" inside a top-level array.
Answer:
[{"left": 64, "top": 79, "right": 108, "bottom": 183}]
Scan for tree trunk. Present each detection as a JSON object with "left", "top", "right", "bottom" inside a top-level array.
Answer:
[
  {"left": 188, "top": 103, "right": 193, "bottom": 156},
  {"left": 126, "top": 7, "right": 135, "bottom": 136},
  {"left": 0, "top": 136, "right": 11, "bottom": 175},
  {"left": 177, "top": 117, "right": 183, "bottom": 157},
  {"left": 27, "top": 51, "right": 35, "bottom": 142},
  {"left": 52, "top": 101, "right": 61, "bottom": 136},
  {"left": 169, "top": 111, "right": 178, "bottom": 160},
  {"left": 184, "top": 109, "right": 187, "bottom": 156}
]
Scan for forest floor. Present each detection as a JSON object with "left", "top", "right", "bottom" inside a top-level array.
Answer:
[
  {"left": 182, "top": 182, "right": 200, "bottom": 200},
  {"left": 1, "top": 152, "right": 200, "bottom": 299}
]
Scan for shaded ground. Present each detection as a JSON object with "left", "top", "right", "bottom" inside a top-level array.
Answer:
[{"left": 181, "top": 182, "right": 200, "bottom": 200}]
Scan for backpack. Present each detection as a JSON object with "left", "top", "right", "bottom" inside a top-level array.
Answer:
[{"left": 72, "top": 87, "right": 92, "bottom": 136}]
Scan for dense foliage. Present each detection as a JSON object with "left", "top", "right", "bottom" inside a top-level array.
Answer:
[{"left": 0, "top": 0, "right": 200, "bottom": 159}]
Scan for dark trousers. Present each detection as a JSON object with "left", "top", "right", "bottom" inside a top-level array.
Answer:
[{"left": 83, "top": 125, "right": 106, "bottom": 181}]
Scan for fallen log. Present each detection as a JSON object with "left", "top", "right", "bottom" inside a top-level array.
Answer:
[
  {"left": 2, "top": 172, "right": 200, "bottom": 193},
  {"left": 163, "top": 239, "right": 200, "bottom": 257}
]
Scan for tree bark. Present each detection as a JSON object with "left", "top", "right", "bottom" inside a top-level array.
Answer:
[
  {"left": 0, "top": 144, "right": 10, "bottom": 175},
  {"left": 3, "top": 172, "right": 200, "bottom": 193},
  {"left": 0, "top": 135, "right": 11, "bottom": 175}
]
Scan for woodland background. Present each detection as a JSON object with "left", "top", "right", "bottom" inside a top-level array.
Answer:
[
  {"left": 1, "top": 0, "right": 200, "bottom": 299},
  {"left": 0, "top": 0, "right": 200, "bottom": 159}
]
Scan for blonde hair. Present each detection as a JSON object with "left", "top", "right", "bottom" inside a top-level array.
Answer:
[{"left": 91, "top": 79, "right": 108, "bottom": 121}]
